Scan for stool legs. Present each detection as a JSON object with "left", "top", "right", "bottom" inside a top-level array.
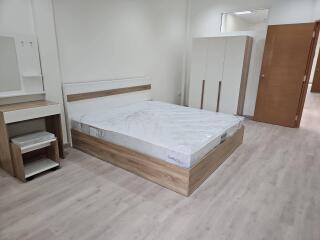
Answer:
[{"left": 10, "top": 143, "right": 26, "bottom": 182}]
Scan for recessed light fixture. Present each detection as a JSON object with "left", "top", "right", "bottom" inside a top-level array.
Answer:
[{"left": 234, "top": 11, "right": 253, "bottom": 15}]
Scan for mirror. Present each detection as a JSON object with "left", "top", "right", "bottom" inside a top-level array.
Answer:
[
  {"left": 0, "top": 34, "right": 44, "bottom": 97},
  {"left": 0, "top": 36, "right": 22, "bottom": 93},
  {"left": 221, "top": 9, "right": 269, "bottom": 33}
]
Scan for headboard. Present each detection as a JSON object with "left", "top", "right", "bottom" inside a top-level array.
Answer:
[{"left": 62, "top": 77, "right": 152, "bottom": 142}]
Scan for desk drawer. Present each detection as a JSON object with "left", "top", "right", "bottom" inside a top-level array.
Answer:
[{"left": 4, "top": 104, "right": 61, "bottom": 124}]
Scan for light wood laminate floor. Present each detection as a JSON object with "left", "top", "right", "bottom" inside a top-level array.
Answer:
[{"left": 1, "top": 91, "right": 320, "bottom": 240}]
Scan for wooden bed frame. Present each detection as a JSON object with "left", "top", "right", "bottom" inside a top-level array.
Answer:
[{"left": 63, "top": 77, "right": 244, "bottom": 196}]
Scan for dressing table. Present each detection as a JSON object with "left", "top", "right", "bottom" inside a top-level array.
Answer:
[
  {"left": 0, "top": 100, "right": 64, "bottom": 178},
  {"left": 0, "top": 35, "right": 64, "bottom": 180}
]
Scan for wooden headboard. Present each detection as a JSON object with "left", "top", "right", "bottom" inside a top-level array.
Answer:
[
  {"left": 66, "top": 84, "right": 151, "bottom": 102},
  {"left": 62, "top": 77, "right": 152, "bottom": 142}
]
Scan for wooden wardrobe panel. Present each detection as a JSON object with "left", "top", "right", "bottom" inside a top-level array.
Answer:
[
  {"left": 220, "top": 36, "right": 248, "bottom": 115},
  {"left": 189, "top": 38, "right": 208, "bottom": 109},
  {"left": 203, "top": 37, "right": 226, "bottom": 112},
  {"left": 189, "top": 36, "right": 252, "bottom": 115}
]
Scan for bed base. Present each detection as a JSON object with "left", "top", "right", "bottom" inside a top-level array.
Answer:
[{"left": 71, "top": 126, "right": 244, "bottom": 196}]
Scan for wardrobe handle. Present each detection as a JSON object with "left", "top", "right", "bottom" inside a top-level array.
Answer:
[
  {"left": 200, "top": 80, "right": 205, "bottom": 109},
  {"left": 216, "top": 81, "right": 222, "bottom": 112}
]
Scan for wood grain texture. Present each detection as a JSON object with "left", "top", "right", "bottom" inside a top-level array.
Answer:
[
  {"left": 311, "top": 25, "right": 320, "bottom": 93},
  {"left": 1, "top": 96, "right": 320, "bottom": 240},
  {"left": 311, "top": 52, "right": 320, "bottom": 92},
  {"left": 296, "top": 22, "right": 319, "bottom": 127},
  {"left": 0, "top": 113, "right": 13, "bottom": 175},
  {"left": 46, "top": 115, "right": 64, "bottom": 159},
  {"left": 47, "top": 141, "right": 60, "bottom": 162},
  {"left": 10, "top": 143, "right": 26, "bottom": 182},
  {"left": 189, "top": 126, "right": 244, "bottom": 194},
  {"left": 0, "top": 101, "right": 64, "bottom": 177},
  {"left": 0, "top": 100, "right": 56, "bottom": 112},
  {"left": 311, "top": 23, "right": 320, "bottom": 93},
  {"left": 1, "top": 114, "right": 320, "bottom": 240},
  {"left": 10, "top": 140, "right": 59, "bottom": 182},
  {"left": 72, "top": 129, "right": 190, "bottom": 196},
  {"left": 254, "top": 23, "right": 316, "bottom": 128},
  {"left": 66, "top": 84, "right": 151, "bottom": 102},
  {"left": 71, "top": 127, "right": 244, "bottom": 196},
  {"left": 237, "top": 37, "right": 253, "bottom": 116}
]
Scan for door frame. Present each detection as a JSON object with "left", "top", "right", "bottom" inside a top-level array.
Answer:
[
  {"left": 311, "top": 48, "right": 320, "bottom": 93},
  {"left": 311, "top": 21, "right": 320, "bottom": 93},
  {"left": 296, "top": 21, "right": 320, "bottom": 127}
]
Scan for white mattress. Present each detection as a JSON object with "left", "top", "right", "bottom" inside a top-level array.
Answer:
[{"left": 71, "top": 101, "right": 243, "bottom": 168}]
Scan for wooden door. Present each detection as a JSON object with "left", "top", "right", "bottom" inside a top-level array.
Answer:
[
  {"left": 254, "top": 23, "right": 316, "bottom": 127},
  {"left": 311, "top": 52, "right": 320, "bottom": 92}
]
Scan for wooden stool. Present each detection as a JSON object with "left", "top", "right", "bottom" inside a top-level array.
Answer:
[{"left": 10, "top": 131, "right": 60, "bottom": 182}]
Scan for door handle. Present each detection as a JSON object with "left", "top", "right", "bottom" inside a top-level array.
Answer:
[
  {"left": 216, "top": 81, "right": 222, "bottom": 112},
  {"left": 261, "top": 74, "right": 265, "bottom": 78},
  {"left": 200, "top": 80, "right": 205, "bottom": 110}
]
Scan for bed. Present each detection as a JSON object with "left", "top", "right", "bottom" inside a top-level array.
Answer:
[{"left": 63, "top": 77, "right": 244, "bottom": 196}]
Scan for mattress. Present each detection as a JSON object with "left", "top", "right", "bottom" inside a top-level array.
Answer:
[{"left": 71, "top": 101, "right": 243, "bottom": 168}]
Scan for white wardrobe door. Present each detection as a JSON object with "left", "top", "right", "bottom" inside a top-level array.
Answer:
[
  {"left": 220, "top": 36, "right": 246, "bottom": 115},
  {"left": 188, "top": 38, "right": 208, "bottom": 109},
  {"left": 203, "top": 37, "right": 226, "bottom": 112}
]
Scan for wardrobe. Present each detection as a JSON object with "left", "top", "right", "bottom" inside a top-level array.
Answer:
[{"left": 188, "top": 36, "right": 253, "bottom": 115}]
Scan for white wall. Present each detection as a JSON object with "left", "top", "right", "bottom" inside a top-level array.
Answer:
[
  {"left": 269, "top": 0, "right": 315, "bottom": 25},
  {"left": 315, "top": 0, "right": 320, "bottom": 20},
  {"left": 1, "top": 0, "right": 188, "bottom": 144},
  {"left": 32, "top": 0, "right": 67, "bottom": 143},
  {"left": 52, "top": 0, "right": 187, "bottom": 104},
  {"left": 0, "top": 0, "right": 67, "bottom": 143},
  {"left": 188, "top": 0, "right": 316, "bottom": 116},
  {"left": 0, "top": 0, "right": 36, "bottom": 96},
  {"left": 0, "top": 0, "right": 35, "bottom": 35},
  {"left": 1, "top": 0, "right": 317, "bottom": 139},
  {"left": 190, "top": 0, "right": 315, "bottom": 38}
]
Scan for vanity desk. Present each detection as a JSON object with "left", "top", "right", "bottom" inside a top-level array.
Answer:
[{"left": 0, "top": 100, "right": 64, "bottom": 179}]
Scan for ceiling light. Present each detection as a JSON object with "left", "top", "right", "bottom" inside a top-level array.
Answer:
[{"left": 234, "top": 11, "right": 253, "bottom": 15}]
